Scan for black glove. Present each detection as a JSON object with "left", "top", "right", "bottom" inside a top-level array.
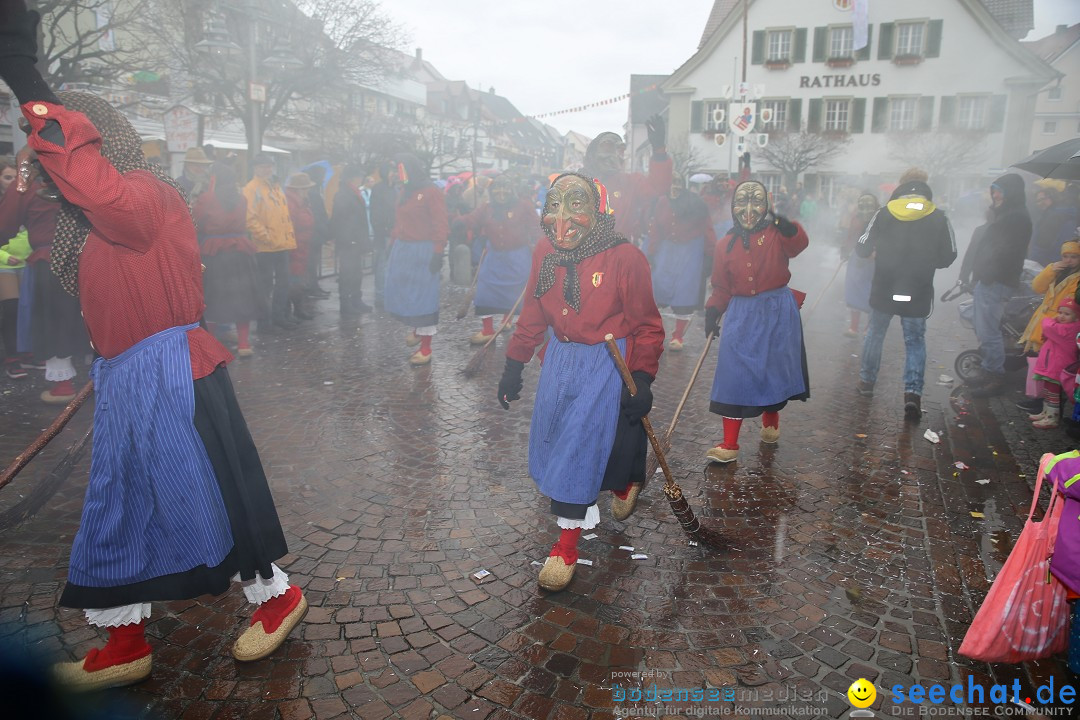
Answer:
[
  {"left": 772, "top": 214, "right": 798, "bottom": 238},
  {"left": 705, "top": 306, "right": 720, "bottom": 338},
  {"left": 497, "top": 358, "right": 525, "bottom": 409},
  {"left": 429, "top": 252, "right": 444, "bottom": 275},
  {"left": 0, "top": 5, "right": 57, "bottom": 105},
  {"left": 620, "top": 371, "right": 654, "bottom": 423},
  {"left": 646, "top": 114, "right": 666, "bottom": 150}
]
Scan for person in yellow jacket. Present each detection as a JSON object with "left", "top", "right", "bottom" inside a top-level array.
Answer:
[
  {"left": 243, "top": 153, "right": 297, "bottom": 330},
  {"left": 1016, "top": 239, "right": 1080, "bottom": 416},
  {"left": 0, "top": 227, "right": 30, "bottom": 378}
]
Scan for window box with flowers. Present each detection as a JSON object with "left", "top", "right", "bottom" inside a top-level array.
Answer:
[
  {"left": 826, "top": 56, "right": 854, "bottom": 68},
  {"left": 764, "top": 59, "right": 791, "bottom": 70},
  {"left": 893, "top": 54, "right": 923, "bottom": 66}
]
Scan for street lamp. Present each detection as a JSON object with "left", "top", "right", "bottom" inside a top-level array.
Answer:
[{"left": 195, "top": 4, "right": 302, "bottom": 168}]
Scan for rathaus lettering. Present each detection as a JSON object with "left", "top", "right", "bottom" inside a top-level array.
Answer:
[{"left": 799, "top": 73, "right": 882, "bottom": 89}]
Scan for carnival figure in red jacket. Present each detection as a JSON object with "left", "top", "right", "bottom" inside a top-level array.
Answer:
[
  {"left": 704, "top": 180, "right": 810, "bottom": 464},
  {"left": 497, "top": 173, "right": 664, "bottom": 592},
  {"left": 0, "top": 3, "right": 305, "bottom": 691}
]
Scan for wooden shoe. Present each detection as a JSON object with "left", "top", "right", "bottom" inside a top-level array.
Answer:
[
  {"left": 538, "top": 555, "right": 575, "bottom": 591},
  {"left": 760, "top": 426, "right": 780, "bottom": 444},
  {"left": 237, "top": 346, "right": 254, "bottom": 358},
  {"left": 51, "top": 654, "right": 152, "bottom": 693},
  {"left": 668, "top": 338, "right": 684, "bottom": 352},
  {"left": 706, "top": 445, "right": 738, "bottom": 464},
  {"left": 233, "top": 590, "right": 308, "bottom": 662},
  {"left": 409, "top": 350, "right": 432, "bottom": 366},
  {"left": 611, "top": 483, "right": 642, "bottom": 521},
  {"left": 41, "top": 387, "right": 76, "bottom": 404},
  {"left": 405, "top": 331, "right": 421, "bottom": 347},
  {"left": 469, "top": 331, "right": 496, "bottom": 345}
]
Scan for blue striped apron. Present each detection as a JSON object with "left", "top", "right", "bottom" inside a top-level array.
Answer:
[
  {"left": 710, "top": 286, "right": 806, "bottom": 407},
  {"left": 384, "top": 240, "right": 440, "bottom": 320},
  {"left": 652, "top": 235, "right": 705, "bottom": 309},
  {"left": 67, "top": 323, "right": 234, "bottom": 588},
  {"left": 528, "top": 337, "right": 624, "bottom": 505},
  {"left": 474, "top": 243, "right": 531, "bottom": 313}
]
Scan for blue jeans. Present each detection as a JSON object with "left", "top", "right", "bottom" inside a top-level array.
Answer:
[
  {"left": 859, "top": 309, "right": 927, "bottom": 395},
  {"left": 973, "top": 281, "right": 1011, "bottom": 375}
]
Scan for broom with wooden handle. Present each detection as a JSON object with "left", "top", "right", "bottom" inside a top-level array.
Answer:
[
  {"left": 0, "top": 380, "right": 94, "bottom": 491},
  {"left": 455, "top": 246, "right": 488, "bottom": 320},
  {"left": 604, "top": 335, "right": 715, "bottom": 544},
  {"left": 645, "top": 332, "right": 716, "bottom": 479},
  {"left": 462, "top": 285, "right": 527, "bottom": 378}
]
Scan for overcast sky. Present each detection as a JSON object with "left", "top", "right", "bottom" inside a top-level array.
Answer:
[{"left": 384, "top": 0, "right": 1078, "bottom": 141}]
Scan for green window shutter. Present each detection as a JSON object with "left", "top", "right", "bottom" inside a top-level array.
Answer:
[
  {"left": 871, "top": 97, "right": 888, "bottom": 133},
  {"left": 926, "top": 20, "right": 943, "bottom": 58},
  {"left": 691, "top": 101, "right": 704, "bottom": 133},
  {"left": 855, "top": 24, "right": 873, "bottom": 61},
  {"left": 812, "top": 27, "right": 827, "bottom": 62},
  {"left": 850, "top": 98, "right": 867, "bottom": 133},
  {"left": 918, "top": 96, "right": 934, "bottom": 131},
  {"left": 988, "top": 94, "right": 1007, "bottom": 132},
  {"left": 787, "top": 98, "right": 802, "bottom": 132},
  {"left": 939, "top": 95, "right": 956, "bottom": 129},
  {"left": 794, "top": 28, "right": 808, "bottom": 63},
  {"left": 878, "top": 22, "right": 895, "bottom": 60},
  {"left": 751, "top": 30, "right": 765, "bottom": 65},
  {"left": 807, "top": 99, "right": 823, "bottom": 133}
]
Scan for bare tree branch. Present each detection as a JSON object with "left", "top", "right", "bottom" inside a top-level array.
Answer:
[
  {"left": 757, "top": 132, "right": 853, "bottom": 189},
  {"left": 886, "top": 131, "right": 991, "bottom": 185}
]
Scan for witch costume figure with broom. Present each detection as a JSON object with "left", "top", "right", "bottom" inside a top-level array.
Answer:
[
  {"left": 704, "top": 180, "right": 810, "bottom": 464},
  {"left": 453, "top": 173, "right": 538, "bottom": 344},
  {"left": 0, "top": 2, "right": 304, "bottom": 691},
  {"left": 497, "top": 172, "right": 664, "bottom": 592}
]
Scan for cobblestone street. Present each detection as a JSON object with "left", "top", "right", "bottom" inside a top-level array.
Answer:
[{"left": 0, "top": 241, "right": 1075, "bottom": 720}]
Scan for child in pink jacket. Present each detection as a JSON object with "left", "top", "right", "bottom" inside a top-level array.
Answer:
[{"left": 1031, "top": 297, "right": 1080, "bottom": 428}]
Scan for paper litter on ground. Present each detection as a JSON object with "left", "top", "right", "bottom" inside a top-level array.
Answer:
[
  {"left": 923, "top": 429, "right": 940, "bottom": 443},
  {"left": 582, "top": 533, "right": 598, "bottom": 540},
  {"left": 970, "top": 511, "right": 985, "bottom": 518},
  {"left": 954, "top": 462, "right": 969, "bottom": 470},
  {"left": 472, "top": 570, "right": 491, "bottom": 580},
  {"left": 937, "top": 374, "right": 954, "bottom": 385},
  {"left": 530, "top": 560, "right": 543, "bottom": 567},
  {"left": 631, "top": 554, "right": 649, "bottom": 560},
  {"left": 618, "top": 545, "right": 634, "bottom": 551},
  {"left": 976, "top": 479, "right": 990, "bottom": 485},
  {"left": 576, "top": 558, "right": 593, "bottom": 566}
]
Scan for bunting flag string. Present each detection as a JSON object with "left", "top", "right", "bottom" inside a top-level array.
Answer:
[{"left": 519, "top": 84, "right": 660, "bottom": 122}]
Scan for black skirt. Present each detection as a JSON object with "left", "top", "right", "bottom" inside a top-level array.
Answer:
[
  {"left": 30, "top": 262, "right": 89, "bottom": 361},
  {"left": 59, "top": 365, "right": 289, "bottom": 608},
  {"left": 202, "top": 250, "right": 260, "bottom": 324}
]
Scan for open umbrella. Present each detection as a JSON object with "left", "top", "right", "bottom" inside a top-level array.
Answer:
[
  {"left": 1013, "top": 138, "right": 1080, "bottom": 181},
  {"left": 689, "top": 173, "right": 713, "bottom": 184}
]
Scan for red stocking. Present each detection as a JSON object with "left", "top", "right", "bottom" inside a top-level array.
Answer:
[
  {"left": 82, "top": 621, "right": 152, "bottom": 672},
  {"left": 612, "top": 486, "right": 631, "bottom": 500},
  {"left": 550, "top": 528, "right": 582, "bottom": 565},
  {"left": 674, "top": 319, "right": 689, "bottom": 341},
  {"left": 762, "top": 411, "right": 779, "bottom": 430},
  {"left": 482, "top": 316, "right": 495, "bottom": 335},
  {"left": 250, "top": 586, "right": 303, "bottom": 633},
  {"left": 237, "top": 322, "right": 251, "bottom": 349},
  {"left": 720, "top": 416, "right": 742, "bottom": 450},
  {"left": 419, "top": 335, "right": 432, "bottom": 356}
]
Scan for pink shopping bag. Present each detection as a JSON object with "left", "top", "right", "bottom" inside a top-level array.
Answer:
[{"left": 958, "top": 453, "right": 1069, "bottom": 663}]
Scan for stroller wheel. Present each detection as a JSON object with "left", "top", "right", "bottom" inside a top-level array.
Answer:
[{"left": 954, "top": 350, "right": 983, "bottom": 383}]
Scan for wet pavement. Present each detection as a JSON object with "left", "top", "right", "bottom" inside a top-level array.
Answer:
[{"left": 0, "top": 238, "right": 1077, "bottom": 720}]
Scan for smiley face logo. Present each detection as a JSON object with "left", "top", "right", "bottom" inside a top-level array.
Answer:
[{"left": 847, "top": 678, "right": 876, "bottom": 708}]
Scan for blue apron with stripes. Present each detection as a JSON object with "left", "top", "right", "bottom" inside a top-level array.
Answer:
[
  {"left": 67, "top": 323, "right": 234, "bottom": 588},
  {"left": 652, "top": 235, "right": 705, "bottom": 309},
  {"left": 710, "top": 286, "right": 806, "bottom": 407},
  {"left": 384, "top": 240, "right": 440, "bottom": 320},
  {"left": 528, "top": 337, "right": 624, "bottom": 505},
  {"left": 474, "top": 243, "right": 531, "bottom": 314}
]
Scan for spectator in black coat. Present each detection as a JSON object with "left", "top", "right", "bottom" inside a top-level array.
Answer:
[{"left": 329, "top": 164, "right": 371, "bottom": 316}]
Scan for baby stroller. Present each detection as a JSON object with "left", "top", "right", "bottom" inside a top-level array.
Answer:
[{"left": 942, "top": 260, "right": 1044, "bottom": 383}]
